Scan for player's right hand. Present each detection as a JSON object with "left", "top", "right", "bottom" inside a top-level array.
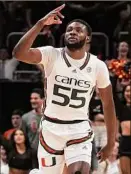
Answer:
[
  {"left": 39, "top": 4, "right": 65, "bottom": 26},
  {"left": 97, "top": 143, "right": 114, "bottom": 162}
]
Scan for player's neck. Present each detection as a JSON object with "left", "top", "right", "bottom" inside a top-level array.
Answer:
[{"left": 65, "top": 47, "right": 86, "bottom": 60}]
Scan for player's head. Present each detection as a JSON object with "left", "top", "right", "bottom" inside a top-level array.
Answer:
[
  {"left": 64, "top": 19, "right": 92, "bottom": 50},
  {"left": 30, "top": 88, "right": 44, "bottom": 109}
]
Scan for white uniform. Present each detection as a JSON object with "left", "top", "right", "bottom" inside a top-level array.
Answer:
[{"left": 36, "top": 46, "right": 110, "bottom": 174}]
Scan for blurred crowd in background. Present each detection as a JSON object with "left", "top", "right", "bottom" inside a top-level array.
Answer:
[{"left": 0, "top": 1, "right": 131, "bottom": 174}]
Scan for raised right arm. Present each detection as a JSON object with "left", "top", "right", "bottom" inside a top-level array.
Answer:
[
  {"left": 12, "top": 21, "right": 44, "bottom": 64},
  {"left": 12, "top": 4, "right": 65, "bottom": 64}
]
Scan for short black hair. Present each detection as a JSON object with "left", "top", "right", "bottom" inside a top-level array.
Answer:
[
  {"left": 31, "top": 88, "right": 44, "bottom": 98},
  {"left": 12, "top": 109, "right": 23, "bottom": 117},
  {"left": 66, "top": 19, "right": 92, "bottom": 36}
]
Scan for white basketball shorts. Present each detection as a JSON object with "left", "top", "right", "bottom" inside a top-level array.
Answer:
[{"left": 37, "top": 117, "right": 94, "bottom": 174}]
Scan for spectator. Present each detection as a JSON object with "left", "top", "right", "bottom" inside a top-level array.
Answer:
[
  {"left": 0, "top": 145, "right": 9, "bottom": 174},
  {"left": 21, "top": 88, "right": 45, "bottom": 150},
  {"left": 4, "top": 58, "right": 19, "bottom": 80},
  {"left": 93, "top": 113, "right": 107, "bottom": 152},
  {"left": 96, "top": 141, "right": 121, "bottom": 174},
  {"left": 3, "top": 109, "right": 23, "bottom": 140},
  {"left": 116, "top": 85, "right": 131, "bottom": 174},
  {"left": 0, "top": 129, "right": 38, "bottom": 174},
  {"left": 0, "top": 48, "right": 9, "bottom": 79},
  {"left": 107, "top": 41, "right": 131, "bottom": 100}
]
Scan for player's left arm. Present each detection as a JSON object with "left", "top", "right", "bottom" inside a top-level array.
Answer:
[
  {"left": 96, "top": 61, "right": 117, "bottom": 147},
  {"left": 98, "top": 85, "right": 116, "bottom": 146}
]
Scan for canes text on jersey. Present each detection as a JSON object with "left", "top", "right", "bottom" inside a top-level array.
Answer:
[{"left": 55, "top": 75, "right": 90, "bottom": 88}]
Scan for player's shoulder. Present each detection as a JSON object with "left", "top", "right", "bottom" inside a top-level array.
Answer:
[
  {"left": 90, "top": 53, "right": 97, "bottom": 59},
  {"left": 37, "top": 46, "right": 64, "bottom": 62},
  {"left": 90, "top": 53, "right": 107, "bottom": 68},
  {"left": 37, "top": 46, "right": 63, "bottom": 54},
  {"left": 90, "top": 53, "right": 105, "bottom": 64}
]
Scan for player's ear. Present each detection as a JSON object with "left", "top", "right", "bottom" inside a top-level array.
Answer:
[{"left": 86, "top": 35, "right": 91, "bottom": 44}]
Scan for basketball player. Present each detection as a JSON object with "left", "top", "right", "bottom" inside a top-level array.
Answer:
[{"left": 13, "top": 4, "right": 117, "bottom": 174}]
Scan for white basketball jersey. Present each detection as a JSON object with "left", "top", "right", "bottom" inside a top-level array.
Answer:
[{"left": 38, "top": 46, "right": 110, "bottom": 120}]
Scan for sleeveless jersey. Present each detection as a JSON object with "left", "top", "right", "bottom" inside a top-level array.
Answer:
[{"left": 38, "top": 46, "right": 110, "bottom": 120}]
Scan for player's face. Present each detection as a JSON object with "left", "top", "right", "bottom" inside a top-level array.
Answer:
[
  {"left": 11, "top": 115, "right": 22, "bottom": 128},
  {"left": 118, "top": 42, "right": 129, "bottom": 55},
  {"left": 14, "top": 130, "right": 25, "bottom": 144},
  {"left": 30, "top": 92, "right": 43, "bottom": 109},
  {"left": 64, "top": 22, "right": 87, "bottom": 50}
]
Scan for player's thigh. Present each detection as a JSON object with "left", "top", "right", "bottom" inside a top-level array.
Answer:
[
  {"left": 38, "top": 144, "right": 65, "bottom": 174},
  {"left": 64, "top": 140, "right": 93, "bottom": 174},
  {"left": 120, "top": 156, "right": 131, "bottom": 174},
  {"left": 38, "top": 126, "right": 65, "bottom": 174},
  {"left": 39, "top": 160, "right": 65, "bottom": 174}
]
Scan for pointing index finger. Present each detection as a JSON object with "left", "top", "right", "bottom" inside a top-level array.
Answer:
[{"left": 54, "top": 4, "right": 65, "bottom": 12}]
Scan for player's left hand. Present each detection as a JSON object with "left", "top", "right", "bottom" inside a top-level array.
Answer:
[{"left": 97, "top": 143, "right": 114, "bottom": 162}]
